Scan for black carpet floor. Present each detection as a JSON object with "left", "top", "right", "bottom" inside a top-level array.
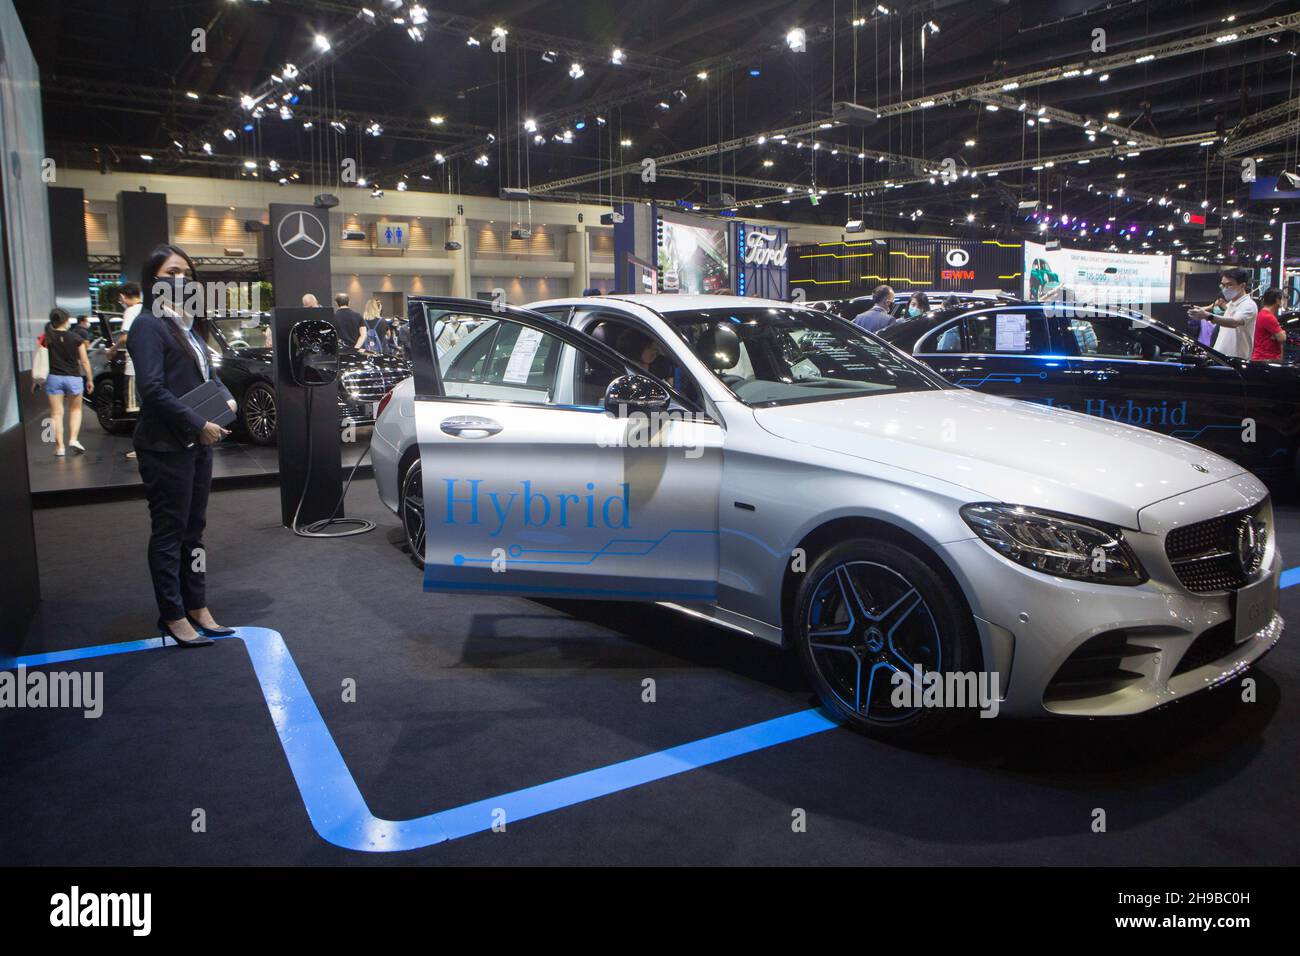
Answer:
[{"left": 2, "top": 480, "right": 1298, "bottom": 866}]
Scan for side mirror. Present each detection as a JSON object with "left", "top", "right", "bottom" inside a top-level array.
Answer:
[
  {"left": 289, "top": 318, "right": 340, "bottom": 387},
  {"left": 1179, "top": 344, "right": 1211, "bottom": 366},
  {"left": 604, "top": 373, "right": 670, "bottom": 416}
]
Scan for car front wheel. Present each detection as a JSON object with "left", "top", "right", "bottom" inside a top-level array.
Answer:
[
  {"left": 793, "top": 538, "right": 980, "bottom": 741},
  {"left": 242, "top": 381, "right": 278, "bottom": 445},
  {"left": 400, "top": 456, "right": 425, "bottom": 566}
]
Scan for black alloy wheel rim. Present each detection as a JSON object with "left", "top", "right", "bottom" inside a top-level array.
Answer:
[
  {"left": 805, "top": 560, "right": 942, "bottom": 722},
  {"left": 401, "top": 462, "right": 425, "bottom": 561},
  {"left": 245, "top": 384, "right": 277, "bottom": 441}
]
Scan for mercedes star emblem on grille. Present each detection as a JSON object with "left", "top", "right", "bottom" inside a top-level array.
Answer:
[{"left": 1235, "top": 515, "right": 1267, "bottom": 576}]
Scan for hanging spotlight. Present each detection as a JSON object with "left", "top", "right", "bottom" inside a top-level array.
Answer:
[
  {"left": 409, "top": 5, "right": 428, "bottom": 25},
  {"left": 396, "top": 179, "right": 408, "bottom": 191},
  {"left": 429, "top": 115, "right": 445, "bottom": 125},
  {"left": 240, "top": 94, "right": 256, "bottom": 111},
  {"left": 330, "top": 120, "right": 347, "bottom": 133},
  {"left": 786, "top": 27, "right": 806, "bottom": 52},
  {"left": 569, "top": 62, "right": 585, "bottom": 79},
  {"left": 434, "top": 152, "right": 446, "bottom": 164},
  {"left": 541, "top": 50, "right": 557, "bottom": 63},
  {"left": 673, "top": 89, "right": 687, "bottom": 102},
  {"left": 222, "top": 128, "right": 237, "bottom": 141},
  {"left": 924, "top": 19, "right": 939, "bottom": 33},
  {"left": 466, "top": 36, "right": 480, "bottom": 46},
  {"left": 619, "top": 137, "right": 632, "bottom": 147},
  {"left": 202, "top": 142, "right": 213, "bottom": 154},
  {"left": 610, "top": 47, "right": 625, "bottom": 65},
  {"left": 280, "top": 105, "right": 293, "bottom": 120},
  {"left": 485, "top": 132, "right": 497, "bottom": 143},
  {"left": 302, "top": 120, "right": 313, "bottom": 129},
  {"left": 523, "top": 118, "right": 537, "bottom": 133},
  {"left": 475, "top": 154, "right": 489, "bottom": 166},
  {"left": 407, "top": 26, "right": 424, "bottom": 41},
  {"left": 313, "top": 34, "right": 331, "bottom": 53},
  {"left": 532, "top": 134, "right": 545, "bottom": 145},
  {"left": 365, "top": 121, "right": 383, "bottom": 136},
  {"left": 595, "top": 115, "right": 607, "bottom": 126},
  {"left": 268, "top": 159, "right": 280, "bottom": 172},
  {"left": 283, "top": 63, "right": 299, "bottom": 79}
]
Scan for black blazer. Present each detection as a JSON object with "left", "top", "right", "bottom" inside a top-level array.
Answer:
[{"left": 126, "top": 309, "right": 235, "bottom": 452}]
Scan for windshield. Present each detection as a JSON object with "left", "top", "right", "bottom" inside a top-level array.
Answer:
[{"left": 661, "top": 307, "right": 947, "bottom": 407}]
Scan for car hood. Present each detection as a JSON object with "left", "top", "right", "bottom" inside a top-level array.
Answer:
[{"left": 751, "top": 388, "right": 1242, "bottom": 529}]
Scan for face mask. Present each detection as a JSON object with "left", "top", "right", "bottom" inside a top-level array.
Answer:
[
  {"left": 907, "top": 306, "right": 922, "bottom": 317},
  {"left": 153, "top": 276, "right": 192, "bottom": 317},
  {"left": 1222, "top": 286, "right": 1241, "bottom": 301}
]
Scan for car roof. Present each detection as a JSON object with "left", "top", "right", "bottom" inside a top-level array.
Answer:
[{"left": 528, "top": 293, "right": 795, "bottom": 314}]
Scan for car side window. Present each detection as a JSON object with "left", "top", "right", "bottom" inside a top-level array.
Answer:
[
  {"left": 920, "top": 322, "right": 963, "bottom": 353},
  {"left": 1064, "top": 314, "right": 1184, "bottom": 362},
  {"left": 964, "top": 310, "right": 1051, "bottom": 355},
  {"left": 438, "top": 316, "right": 564, "bottom": 404}
]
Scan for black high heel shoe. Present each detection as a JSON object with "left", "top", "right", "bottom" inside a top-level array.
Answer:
[
  {"left": 158, "top": 618, "right": 213, "bottom": 648},
  {"left": 185, "top": 614, "right": 236, "bottom": 638}
]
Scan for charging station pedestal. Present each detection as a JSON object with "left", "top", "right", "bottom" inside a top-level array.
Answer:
[{"left": 272, "top": 306, "right": 342, "bottom": 528}]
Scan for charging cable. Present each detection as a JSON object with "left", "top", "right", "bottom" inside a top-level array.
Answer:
[{"left": 291, "top": 386, "right": 377, "bottom": 538}]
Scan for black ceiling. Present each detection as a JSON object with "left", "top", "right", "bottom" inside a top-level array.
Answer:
[{"left": 15, "top": 0, "right": 1300, "bottom": 257}]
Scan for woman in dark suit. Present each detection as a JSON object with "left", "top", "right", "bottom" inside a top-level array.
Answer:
[{"left": 127, "top": 244, "right": 236, "bottom": 647}]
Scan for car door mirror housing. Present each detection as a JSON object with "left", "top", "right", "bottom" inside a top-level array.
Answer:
[{"left": 604, "top": 373, "right": 671, "bottom": 416}]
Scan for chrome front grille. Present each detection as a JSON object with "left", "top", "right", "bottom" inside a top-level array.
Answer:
[
  {"left": 340, "top": 366, "right": 410, "bottom": 403},
  {"left": 1164, "top": 503, "right": 1268, "bottom": 593}
]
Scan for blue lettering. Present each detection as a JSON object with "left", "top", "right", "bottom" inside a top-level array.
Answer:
[
  {"left": 444, "top": 478, "right": 480, "bottom": 525},
  {"left": 487, "top": 490, "right": 518, "bottom": 536}
]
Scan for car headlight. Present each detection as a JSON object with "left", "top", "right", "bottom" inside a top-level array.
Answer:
[{"left": 960, "top": 503, "right": 1146, "bottom": 585}]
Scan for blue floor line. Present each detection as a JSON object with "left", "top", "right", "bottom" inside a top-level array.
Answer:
[
  {"left": 3, "top": 566, "right": 1296, "bottom": 853},
  {"left": 0, "top": 628, "right": 836, "bottom": 853}
]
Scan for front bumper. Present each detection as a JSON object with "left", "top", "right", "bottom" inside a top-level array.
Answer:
[{"left": 943, "top": 473, "right": 1284, "bottom": 718}]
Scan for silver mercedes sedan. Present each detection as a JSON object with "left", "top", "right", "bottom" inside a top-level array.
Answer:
[{"left": 369, "top": 294, "right": 1282, "bottom": 740}]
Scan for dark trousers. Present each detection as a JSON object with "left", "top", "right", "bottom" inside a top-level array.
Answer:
[{"left": 137, "top": 445, "right": 213, "bottom": 619}]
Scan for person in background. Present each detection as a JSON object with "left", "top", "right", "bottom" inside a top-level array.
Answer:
[
  {"left": 1252, "top": 288, "right": 1287, "bottom": 362},
  {"left": 111, "top": 282, "right": 145, "bottom": 459},
  {"left": 128, "top": 243, "right": 237, "bottom": 648},
  {"left": 615, "top": 327, "right": 663, "bottom": 373},
  {"left": 301, "top": 293, "right": 320, "bottom": 308},
  {"left": 334, "top": 292, "right": 365, "bottom": 350},
  {"left": 904, "top": 292, "right": 930, "bottom": 319},
  {"left": 72, "top": 315, "right": 95, "bottom": 342},
  {"left": 361, "top": 298, "right": 390, "bottom": 354},
  {"left": 1189, "top": 268, "right": 1256, "bottom": 359},
  {"left": 39, "top": 308, "right": 93, "bottom": 457},
  {"left": 853, "top": 285, "right": 894, "bottom": 333}
]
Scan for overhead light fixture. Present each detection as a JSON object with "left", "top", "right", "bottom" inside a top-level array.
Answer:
[
  {"left": 407, "top": 26, "right": 424, "bottom": 41},
  {"left": 313, "top": 34, "right": 331, "bottom": 53},
  {"left": 475, "top": 154, "right": 489, "bottom": 166},
  {"left": 786, "top": 27, "right": 806, "bottom": 53},
  {"left": 619, "top": 137, "right": 632, "bottom": 147},
  {"left": 202, "top": 141, "right": 213, "bottom": 154},
  {"left": 396, "top": 180, "right": 408, "bottom": 191},
  {"left": 532, "top": 134, "right": 545, "bottom": 145},
  {"left": 302, "top": 121, "right": 313, "bottom": 129},
  {"left": 542, "top": 50, "right": 557, "bottom": 63},
  {"left": 491, "top": 26, "right": 507, "bottom": 38},
  {"left": 140, "top": 153, "right": 154, "bottom": 162},
  {"left": 366, "top": 121, "right": 383, "bottom": 136},
  {"left": 523, "top": 118, "right": 537, "bottom": 132},
  {"left": 330, "top": 120, "right": 347, "bottom": 133},
  {"left": 569, "top": 62, "right": 584, "bottom": 79},
  {"left": 466, "top": 36, "right": 480, "bottom": 46},
  {"left": 223, "top": 128, "right": 237, "bottom": 141},
  {"left": 429, "top": 115, "right": 445, "bottom": 125},
  {"left": 185, "top": 91, "right": 199, "bottom": 100},
  {"left": 610, "top": 48, "right": 624, "bottom": 65},
  {"left": 434, "top": 152, "right": 446, "bottom": 164},
  {"left": 924, "top": 19, "right": 939, "bottom": 33}
]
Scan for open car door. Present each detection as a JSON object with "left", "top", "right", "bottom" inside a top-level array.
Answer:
[{"left": 407, "top": 296, "right": 723, "bottom": 603}]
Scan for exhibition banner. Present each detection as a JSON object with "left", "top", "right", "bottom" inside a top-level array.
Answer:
[
  {"left": 788, "top": 236, "right": 1022, "bottom": 299},
  {"left": 655, "top": 211, "right": 729, "bottom": 294},
  {"left": 733, "top": 223, "right": 789, "bottom": 299},
  {"left": 1023, "top": 240, "right": 1172, "bottom": 309}
]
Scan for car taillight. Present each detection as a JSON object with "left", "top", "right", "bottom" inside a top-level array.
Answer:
[{"left": 376, "top": 388, "right": 394, "bottom": 418}]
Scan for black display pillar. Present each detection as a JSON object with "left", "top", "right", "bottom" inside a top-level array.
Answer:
[
  {"left": 267, "top": 203, "right": 337, "bottom": 528},
  {"left": 116, "top": 190, "right": 169, "bottom": 279},
  {"left": 47, "top": 186, "right": 91, "bottom": 314},
  {"left": 272, "top": 306, "right": 342, "bottom": 528}
]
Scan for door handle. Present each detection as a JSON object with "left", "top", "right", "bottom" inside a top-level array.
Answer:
[{"left": 440, "top": 415, "right": 503, "bottom": 439}]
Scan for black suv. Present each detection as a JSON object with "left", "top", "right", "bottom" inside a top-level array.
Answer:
[{"left": 877, "top": 301, "right": 1300, "bottom": 483}]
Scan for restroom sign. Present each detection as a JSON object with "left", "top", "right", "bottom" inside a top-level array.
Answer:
[{"left": 376, "top": 220, "right": 410, "bottom": 250}]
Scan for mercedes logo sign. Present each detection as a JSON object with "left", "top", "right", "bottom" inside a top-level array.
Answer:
[
  {"left": 1182, "top": 211, "right": 1192, "bottom": 225},
  {"left": 945, "top": 248, "right": 970, "bottom": 268},
  {"left": 277, "top": 210, "right": 327, "bottom": 261},
  {"left": 1235, "top": 515, "right": 1267, "bottom": 577}
]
